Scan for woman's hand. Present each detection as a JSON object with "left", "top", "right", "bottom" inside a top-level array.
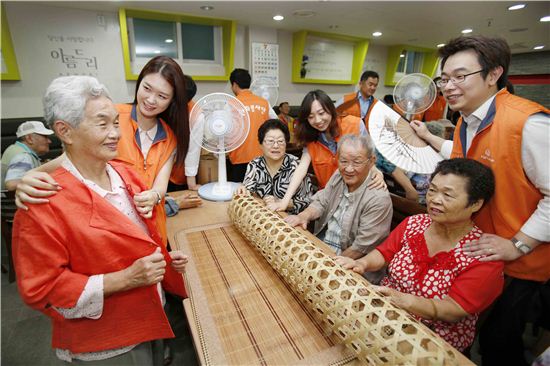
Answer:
[
  {"left": 133, "top": 190, "right": 159, "bottom": 218},
  {"left": 235, "top": 185, "right": 250, "bottom": 196},
  {"left": 266, "top": 199, "right": 289, "bottom": 212},
  {"left": 368, "top": 168, "right": 387, "bottom": 190},
  {"left": 124, "top": 248, "right": 166, "bottom": 288},
  {"left": 175, "top": 192, "right": 202, "bottom": 209},
  {"left": 15, "top": 171, "right": 61, "bottom": 210},
  {"left": 333, "top": 256, "right": 367, "bottom": 273},
  {"left": 169, "top": 250, "right": 189, "bottom": 273},
  {"left": 263, "top": 195, "right": 276, "bottom": 206},
  {"left": 372, "top": 285, "right": 412, "bottom": 309}
]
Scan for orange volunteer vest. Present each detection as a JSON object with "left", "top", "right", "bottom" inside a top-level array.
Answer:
[
  {"left": 307, "top": 115, "right": 362, "bottom": 188},
  {"left": 423, "top": 94, "right": 447, "bottom": 121},
  {"left": 336, "top": 93, "right": 380, "bottom": 124},
  {"left": 228, "top": 90, "right": 271, "bottom": 164},
  {"left": 115, "top": 104, "right": 177, "bottom": 247},
  {"left": 450, "top": 89, "right": 550, "bottom": 282}
]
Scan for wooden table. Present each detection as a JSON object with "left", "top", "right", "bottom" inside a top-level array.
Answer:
[
  {"left": 166, "top": 192, "right": 471, "bottom": 365},
  {"left": 167, "top": 192, "right": 359, "bottom": 365}
]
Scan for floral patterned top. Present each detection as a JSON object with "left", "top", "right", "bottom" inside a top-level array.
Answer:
[{"left": 377, "top": 214, "right": 504, "bottom": 351}]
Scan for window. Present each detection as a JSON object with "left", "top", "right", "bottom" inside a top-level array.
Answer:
[
  {"left": 394, "top": 50, "right": 424, "bottom": 81},
  {"left": 131, "top": 18, "right": 178, "bottom": 59},
  {"left": 119, "top": 8, "right": 236, "bottom": 80}
]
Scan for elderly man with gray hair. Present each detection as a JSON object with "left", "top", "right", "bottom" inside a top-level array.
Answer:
[
  {"left": 285, "top": 134, "right": 393, "bottom": 284},
  {"left": 12, "top": 76, "right": 188, "bottom": 365}
]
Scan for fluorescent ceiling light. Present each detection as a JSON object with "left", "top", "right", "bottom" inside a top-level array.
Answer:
[
  {"left": 540, "top": 15, "right": 550, "bottom": 22},
  {"left": 372, "top": 31, "right": 382, "bottom": 37},
  {"left": 154, "top": 50, "right": 161, "bottom": 54},
  {"left": 508, "top": 4, "right": 526, "bottom": 10},
  {"left": 273, "top": 15, "right": 284, "bottom": 21},
  {"left": 437, "top": 43, "right": 445, "bottom": 48},
  {"left": 165, "top": 39, "right": 173, "bottom": 43},
  {"left": 200, "top": 5, "right": 214, "bottom": 11},
  {"left": 533, "top": 45, "right": 545, "bottom": 50},
  {"left": 461, "top": 29, "right": 473, "bottom": 34}
]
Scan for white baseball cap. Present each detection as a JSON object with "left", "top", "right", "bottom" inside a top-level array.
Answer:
[{"left": 16, "top": 121, "right": 54, "bottom": 138}]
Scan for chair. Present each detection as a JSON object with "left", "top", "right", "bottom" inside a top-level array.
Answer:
[
  {"left": 389, "top": 193, "right": 426, "bottom": 230},
  {"left": 1, "top": 190, "right": 18, "bottom": 282}
]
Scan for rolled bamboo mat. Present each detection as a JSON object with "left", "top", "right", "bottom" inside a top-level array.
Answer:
[{"left": 229, "top": 195, "right": 470, "bottom": 365}]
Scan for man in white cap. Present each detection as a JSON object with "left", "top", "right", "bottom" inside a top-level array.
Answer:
[{"left": 1, "top": 121, "right": 53, "bottom": 191}]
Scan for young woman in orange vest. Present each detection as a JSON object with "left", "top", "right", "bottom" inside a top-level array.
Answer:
[
  {"left": 267, "top": 90, "right": 385, "bottom": 212},
  {"left": 14, "top": 56, "right": 195, "bottom": 247}
]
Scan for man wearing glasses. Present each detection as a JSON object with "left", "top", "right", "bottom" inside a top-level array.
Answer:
[
  {"left": 411, "top": 35, "right": 549, "bottom": 365},
  {"left": 285, "top": 134, "right": 392, "bottom": 285}
]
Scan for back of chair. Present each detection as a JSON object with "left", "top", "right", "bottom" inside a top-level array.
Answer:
[
  {"left": 1, "top": 190, "right": 18, "bottom": 282},
  {"left": 390, "top": 193, "right": 427, "bottom": 230}
]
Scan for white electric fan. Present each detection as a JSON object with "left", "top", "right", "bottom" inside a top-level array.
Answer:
[
  {"left": 250, "top": 77, "right": 279, "bottom": 107},
  {"left": 190, "top": 93, "right": 250, "bottom": 201},
  {"left": 367, "top": 73, "right": 442, "bottom": 174},
  {"left": 393, "top": 73, "right": 437, "bottom": 120}
]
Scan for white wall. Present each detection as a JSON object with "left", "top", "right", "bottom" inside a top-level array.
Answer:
[{"left": 1, "top": 2, "right": 393, "bottom": 118}]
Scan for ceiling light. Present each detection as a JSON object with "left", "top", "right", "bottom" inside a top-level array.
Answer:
[
  {"left": 154, "top": 50, "right": 161, "bottom": 54},
  {"left": 200, "top": 5, "right": 214, "bottom": 11},
  {"left": 534, "top": 45, "right": 545, "bottom": 50},
  {"left": 540, "top": 15, "right": 550, "bottom": 22},
  {"left": 165, "top": 39, "right": 173, "bottom": 43},
  {"left": 437, "top": 43, "right": 445, "bottom": 48},
  {"left": 508, "top": 4, "right": 526, "bottom": 10},
  {"left": 372, "top": 31, "right": 382, "bottom": 37},
  {"left": 400, "top": 54, "right": 405, "bottom": 58},
  {"left": 461, "top": 28, "right": 473, "bottom": 34},
  {"left": 273, "top": 15, "right": 284, "bottom": 21}
]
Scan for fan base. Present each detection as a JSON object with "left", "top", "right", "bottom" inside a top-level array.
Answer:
[{"left": 198, "top": 182, "right": 241, "bottom": 202}]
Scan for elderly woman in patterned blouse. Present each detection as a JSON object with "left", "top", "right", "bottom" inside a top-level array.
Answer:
[
  {"left": 335, "top": 158, "right": 504, "bottom": 352},
  {"left": 236, "top": 119, "right": 313, "bottom": 214}
]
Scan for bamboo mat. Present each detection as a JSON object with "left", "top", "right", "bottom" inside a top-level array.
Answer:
[{"left": 177, "top": 224, "right": 358, "bottom": 365}]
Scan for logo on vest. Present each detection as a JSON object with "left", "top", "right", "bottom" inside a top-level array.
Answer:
[
  {"left": 245, "top": 105, "right": 267, "bottom": 114},
  {"left": 480, "top": 148, "right": 495, "bottom": 163}
]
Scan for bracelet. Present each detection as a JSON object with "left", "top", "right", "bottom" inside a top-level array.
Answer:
[
  {"left": 429, "top": 299, "right": 438, "bottom": 320},
  {"left": 152, "top": 190, "right": 162, "bottom": 205}
]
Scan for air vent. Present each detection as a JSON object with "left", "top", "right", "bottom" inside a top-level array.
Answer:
[
  {"left": 509, "top": 28, "right": 528, "bottom": 32},
  {"left": 292, "top": 10, "right": 317, "bottom": 17}
]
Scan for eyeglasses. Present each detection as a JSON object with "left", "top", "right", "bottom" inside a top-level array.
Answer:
[
  {"left": 263, "top": 139, "right": 286, "bottom": 147},
  {"left": 338, "top": 159, "right": 370, "bottom": 169},
  {"left": 436, "top": 69, "right": 485, "bottom": 87}
]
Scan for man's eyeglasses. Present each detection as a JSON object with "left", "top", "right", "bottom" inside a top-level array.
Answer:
[
  {"left": 263, "top": 139, "right": 286, "bottom": 147},
  {"left": 436, "top": 69, "right": 485, "bottom": 87}
]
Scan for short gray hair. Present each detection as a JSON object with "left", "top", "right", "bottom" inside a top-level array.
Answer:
[
  {"left": 337, "top": 134, "right": 375, "bottom": 158},
  {"left": 43, "top": 76, "right": 111, "bottom": 128}
]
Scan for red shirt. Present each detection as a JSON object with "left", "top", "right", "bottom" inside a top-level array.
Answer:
[{"left": 377, "top": 214, "right": 504, "bottom": 351}]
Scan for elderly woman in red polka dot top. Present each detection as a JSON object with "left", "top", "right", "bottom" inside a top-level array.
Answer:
[{"left": 335, "top": 158, "right": 504, "bottom": 352}]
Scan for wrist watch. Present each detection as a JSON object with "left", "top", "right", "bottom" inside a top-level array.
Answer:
[{"left": 511, "top": 237, "right": 532, "bottom": 255}]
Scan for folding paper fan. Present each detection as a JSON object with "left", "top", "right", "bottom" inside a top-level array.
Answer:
[{"left": 368, "top": 101, "right": 443, "bottom": 174}]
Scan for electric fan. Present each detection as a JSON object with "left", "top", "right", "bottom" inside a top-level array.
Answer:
[
  {"left": 393, "top": 73, "right": 437, "bottom": 120},
  {"left": 250, "top": 77, "right": 279, "bottom": 107},
  {"left": 367, "top": 73, "right": 442, "bottom": 174},
  {"left": 190, "top": 93, "right": 250, "bottom": 201}
]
